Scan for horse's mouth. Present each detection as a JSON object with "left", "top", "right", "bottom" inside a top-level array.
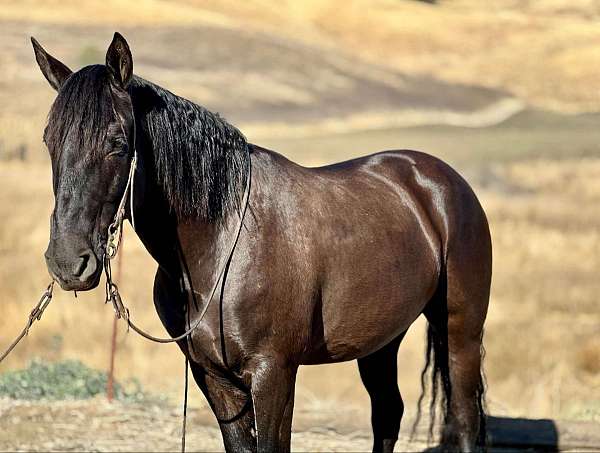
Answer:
[{"left": 52, "top": 266, "right": 102, "bottom": 292}]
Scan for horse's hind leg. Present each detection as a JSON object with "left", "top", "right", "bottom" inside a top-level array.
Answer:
[
  {"left": 425, "top": 235, "right": 491, "bottom": 451},
  {"left": 357, "top": 332, "right": 406, "bottom": 453}
]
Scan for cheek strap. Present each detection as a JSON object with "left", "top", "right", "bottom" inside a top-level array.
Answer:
[
  {"left": 107, "top": 93, "right": 137, "bottom": 259},
  {"left": 106, "top": 149, "right": 137, "bottom": 259}
]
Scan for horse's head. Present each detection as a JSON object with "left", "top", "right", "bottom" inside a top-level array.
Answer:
[{"left": 32, "top": 33, "right": 135, "bottom": 291}]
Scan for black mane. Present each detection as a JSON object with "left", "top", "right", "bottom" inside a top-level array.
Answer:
[
  {"left": 45, "top": 65, "right": 250, "bottom": 222},
  {"left": 129, "top": 77, "right": 250, "bottom": 222}
]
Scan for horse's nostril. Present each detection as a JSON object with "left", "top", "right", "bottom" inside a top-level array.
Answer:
[
  {"left": 73, "top": 254, "right": 89, "bottom": 277},
  {"left": 73, "top": 251, "right": 97, "bottom": 280}
]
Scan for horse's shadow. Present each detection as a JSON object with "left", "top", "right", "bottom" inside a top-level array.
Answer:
[{"left": 422, "top": 416, "right": 560, "bottom": 452}]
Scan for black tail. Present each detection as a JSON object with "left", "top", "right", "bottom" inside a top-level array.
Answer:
[{"left": 411, "top": 323, "right": 487, "bottom": 447}]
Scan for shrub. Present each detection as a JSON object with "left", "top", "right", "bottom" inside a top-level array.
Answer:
[{"left": 0, "top": 359, "right": 147, "bottom": 401}]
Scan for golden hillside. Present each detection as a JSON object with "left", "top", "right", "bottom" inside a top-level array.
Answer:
[
  {"left": 1, "top": 0, "right": 599, "bottom": 433},
  {"left": 2, "top": 0, "right": 600, "bottom": 112}
]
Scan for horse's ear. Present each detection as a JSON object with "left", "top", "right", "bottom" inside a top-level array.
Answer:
[
  {"left": 106, "top": 32, "right": 133, "bottom": 89},
  {"left": 31, "top": 37, "right": 72, "bottom": 91}
]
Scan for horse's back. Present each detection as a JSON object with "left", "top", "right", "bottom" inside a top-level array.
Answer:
[{"left": 252, "top": 145, "right": 486, "bottom": 254}]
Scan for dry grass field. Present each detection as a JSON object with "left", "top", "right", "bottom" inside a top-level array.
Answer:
[{"left": 1, "top": 0, "right": 600, "bottom": 450}]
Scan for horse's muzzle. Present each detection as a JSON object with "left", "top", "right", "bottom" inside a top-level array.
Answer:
[{"left": 44, "top": 242, "right": 101, "bottom": 291}]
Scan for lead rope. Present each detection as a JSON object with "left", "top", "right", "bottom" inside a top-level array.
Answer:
[{"left": 0, "top": 282, "right": 55, "bottom": 363}]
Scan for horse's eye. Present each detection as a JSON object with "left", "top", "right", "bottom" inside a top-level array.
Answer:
[
  {"left": 106, "top": 149, "right": 128, "bottom": 159},
  {"left": 106, "top": 142, "right": 129, "bottom": 159}
]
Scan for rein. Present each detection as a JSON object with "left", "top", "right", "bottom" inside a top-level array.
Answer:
[
  {"left": 103, "top": 95, "right": 251, "bottom": 343},
  {"left": 101, "top": 138, "right": 251, "bottom": 453},
  {"left": 103, "top": 148, "right": 252, "bottom": 344}
]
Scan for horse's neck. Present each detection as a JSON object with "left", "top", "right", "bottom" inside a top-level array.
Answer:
[
  {"left": 130, "top": 125, "right": 228, "bottom": 282},
  {"left": 128, "top": 81, "right": 246, "bottom": 282},
  {"left": 127, "top": 172, "right": 174, "bottom": 281}
]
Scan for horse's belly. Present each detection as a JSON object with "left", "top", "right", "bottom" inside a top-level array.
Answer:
[{"left": 303, "top": 231, "right": 439, "bottom": 364}]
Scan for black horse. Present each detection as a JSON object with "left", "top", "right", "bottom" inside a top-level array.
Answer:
[{"left": 33, "top": 33, "right": 491, "bottom": 452}]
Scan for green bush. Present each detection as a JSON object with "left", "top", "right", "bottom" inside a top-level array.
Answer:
[{"left": 0, "top": 359, "right": 147, "bottom": 401}]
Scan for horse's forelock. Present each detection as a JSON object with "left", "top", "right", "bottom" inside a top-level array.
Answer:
[{"left": 45, "top": 65, "right": 114, "bottom": 158}]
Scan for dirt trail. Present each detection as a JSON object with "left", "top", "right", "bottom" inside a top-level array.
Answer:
[
  {"left": 4, "top": 397, "right": 600, "bottom": 451},
  {"left": 0, "top": 397, "right": 428, "bottom": 452}
]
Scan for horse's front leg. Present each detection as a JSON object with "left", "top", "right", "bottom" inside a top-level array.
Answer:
[
  {"left": 190, "top": 362, "right": 256, "bottom": 452},
  {"left": 246, "top": 356, "right": 298, "bottom": 453}
]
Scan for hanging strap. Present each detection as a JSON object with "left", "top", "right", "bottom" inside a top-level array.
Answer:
[{"left": 181, "top": 357, "right": 189, "bottom": 452}]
